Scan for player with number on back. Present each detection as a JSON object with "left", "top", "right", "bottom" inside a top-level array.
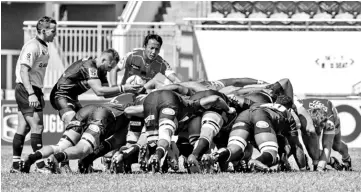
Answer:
[{"left": 49, "top": 48, "right": 141, "bottom": 173}]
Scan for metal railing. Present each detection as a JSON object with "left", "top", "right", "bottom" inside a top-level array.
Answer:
[
  {"left": 22, "top": 21, "right": 180, "bottom": 88},
  {"left": 1, "top": 49, "right": 21, "bottom": 90}
]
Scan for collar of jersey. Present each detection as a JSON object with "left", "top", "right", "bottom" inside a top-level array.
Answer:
[{"left": 35, "top": 36, "right": 48, "bottom": 47}]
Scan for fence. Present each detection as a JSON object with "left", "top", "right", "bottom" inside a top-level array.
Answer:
[{"left": 21, "top": 21, "right": 180, "bottom": 89}]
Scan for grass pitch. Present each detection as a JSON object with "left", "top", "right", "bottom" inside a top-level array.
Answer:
[{"left": 1, "top": 145, "right": 361, "bottom": 192}]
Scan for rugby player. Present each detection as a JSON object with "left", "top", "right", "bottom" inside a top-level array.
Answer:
[
  {"left": 123, "top": 88, "right": 236, "bottom": 173},
  {"left": 296, "top": 98, "right": 352, "bottom": 171},
  {"left": 11, "top": 16, "right": 57, "bottom": 173},
  {"left": 109, "top": 34, "right": 181, "bottom": 86},
  {"left": 21, "top": 94, "right": 138, "bottom": 173},
  {"left": 204, "top": 95, "right": 301, "bottom": 173}
]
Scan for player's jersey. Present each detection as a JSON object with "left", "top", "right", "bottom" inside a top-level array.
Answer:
[
  {"left": 119, "top": 48, "right": 175, "bottom": 85},
  {"left": 199, "top": 80, "right": 226, "bottom": 90},
  {"left": 15, "top": 37, "right": 49, "bottom": 88},
  {"left": 52, "top": 58, "right": 108, "bottom": 100},
  {"left": 299, "top": 98, "right": 340, "bottom": 134}
]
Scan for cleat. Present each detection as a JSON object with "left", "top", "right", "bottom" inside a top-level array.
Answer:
[
  {"left": 248, "top": 159, "right": 272, "bottom": 173},
  {"left": 19, "top": 160, "right": 31, "bottom": 173},
  {"left": 78, "top": 159, "right": 92, "bottom": 174},
  {"left": 59, "top": 162, "right": 73, "bottom": 174},
  {"left": 167, "top": 157, "right": 179, "bottom": 172},
  {"left": 47, "top": 155, "right": 61, "bottom": 174},
  {"left": 161, "top": 158, "right": 169, "bottom": 173},
  {"left": 34, "top": 165, "right": 53, "bottom": 174},
  {"left": 149, "top": 154, "right": 160, "bottom": 173},
  {"left": 201, "top": 154, "right": 217, "bottom": 173},
  {"left": 187, "top": 154, "right": 201, "bottom": 174},
  {"left": 101, "top": 157, "right": 112, "bottom": 172},
  {"left": 233, "top": 160, "right": 250, "bottom": 173},
  {"left": 342, "top": 158, "right": 352, "bottom": 171},
  {"left": 139, "top": 145, "right": 149, "bottom": 172},
  {"left": 278, "top": 153, "right": 292, "bottom": 172},
  {"left": 10, "top": 166, "right": 22, "bottom": 173},
  {"left": 329, "top": 157, "right": 343, "bottom": 171}
]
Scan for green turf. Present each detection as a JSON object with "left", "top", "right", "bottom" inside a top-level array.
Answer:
[{"left": 1, "top": 146, "right": 361, "bottom": 192}]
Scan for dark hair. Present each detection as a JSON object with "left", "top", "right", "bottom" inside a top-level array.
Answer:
[
  {"left": 103, "top": 48, "right": 120, "bottom": 63},
  {"left": 143, "top": 34, "right": 163, "bottom": 47},
  {"left": 309, "top": 108, "right": 328, "bottom": 127},
  {"left": 36, "top": 16, "right": 57, "bottom": 34},
  {"left": 275, "top": 94, "right": 293, "bottom": 109}
]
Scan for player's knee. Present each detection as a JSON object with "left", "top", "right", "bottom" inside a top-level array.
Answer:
[
  {"left": 61, "top": 111, "right": 76, "bottom": 124},
  {"left": 81, "top": 133, "right": 97, "bottom": 153},
  {"left": 158, "top": 118, "right": 176, "bottom": 146},
  {"left": 31, "top": 125, "right": 44, "bottom": 134},
  {"left": 200, "top": 111, "right": 223, "bottom": 143},
  {"left": 227, "top": 135, "right": 247, "bottom": 153}
]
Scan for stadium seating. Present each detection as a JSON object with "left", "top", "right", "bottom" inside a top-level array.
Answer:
[{"left": 203, "top": 1, "right": 361, "bottom": 31}]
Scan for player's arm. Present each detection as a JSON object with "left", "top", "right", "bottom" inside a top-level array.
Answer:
[
  {"left": 162, "top": 59, "right": 182, "bottom": 83},
  {"left": 219, "top": 78, "right": 268, "bottom": 87},
  {"left": 156, "top": 84, "right": 193, "bottom": 96},
  {"left": 124, "top": 105, "right": 144, "bottom": 118},
  {"left": 88, "top": 79, "right": 141, "bottom": 97},
  {"left": 179, "top": 81, "right": 209, "bottom": 92},
  {"left": 19, "top": 44, "right": 40, "bottom": 107},
  {"left": 199, "top": 95, "right": 235, "bottom": 114},
  {"left": 109, "top": 53, "right": 131, "bottom": 86}
]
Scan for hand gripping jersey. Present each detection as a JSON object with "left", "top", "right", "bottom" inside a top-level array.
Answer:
[
  {"left": 299, "top": 98, "right": 340, "bottom": 134},
  {"left": 15, "top": 37, "right": 50, "bottom": 88},
  {"left": 119, "top": 49, "right": 175, "bottom": 85},
  {"left": 52, "top": 58, "right": 108, "bottom": 100}
]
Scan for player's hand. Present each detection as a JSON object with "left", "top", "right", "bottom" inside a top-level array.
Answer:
[
  {"left": 123, "top": 84, "right": 143, "bottom": 92},
  {"left": 112, "top": 151, "right": 123, "bottom": 164},
  {"left": 325, "top": 120, "right": 335, "bottom": 131},
  {"left": 227, "top": 107, "right": 236, "bottom": 114},
  {"left": 28, "top": 94, "right": 40, "bottom": 108}
]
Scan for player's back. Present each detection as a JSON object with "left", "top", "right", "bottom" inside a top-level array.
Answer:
[{"left": 54, "top": 58, "right": 107, "bottom": 99}]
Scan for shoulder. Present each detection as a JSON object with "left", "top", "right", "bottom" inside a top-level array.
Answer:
[{"left": 22, "top": 39, "right": 40, "bottom": 53}]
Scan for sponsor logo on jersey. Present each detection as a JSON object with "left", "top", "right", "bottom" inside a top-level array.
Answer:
[
  {"left": 315, "top": 55, "right": 354, "bottom": 69},
  {"left": 69, "top": 121, "right": 81, "bottom": 126},
  {"left": 161, "top": 108, "right": 175, "bottom": 116},
  {"left": 130, "top": 64, "right": 140, "bottom": 70},
  {"left": 130, "top": 121, "right": 142, "bottom": 126},
  {"left": 232, "top": 121, "right": 246, "bottom": 128},
  {"left": 26, "top": 53, "right": 31, "bottom": 61},
  {"left": 256, "top": 121, "right": 269, "bottom": 128},
  {"left": 309, "top": 100, "right": 328, "bottom": 112},
  {"left": 88, "top": 68, "right": 98, "bottom": 78},
  {"left": 145, "top": 115, "right": 155, "bottom": 123}
]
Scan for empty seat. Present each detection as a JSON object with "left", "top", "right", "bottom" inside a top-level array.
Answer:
[{"left": 232, "top": 1, "right": 254, "bottom": 17}]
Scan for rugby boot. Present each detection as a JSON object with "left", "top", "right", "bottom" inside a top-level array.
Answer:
[
  {"left": 19, "top": 160, "right": 31, "bottom": 173},
  {"left": 201, "top": 154, "right": 217, "bottom": 173},
  {"left": 187, "top": 154, "right": 201, "bottom": 173},
  {"left": 139, "top": 145, "right": 149, "bottom": 172},
  {"left": 329, "top": 156, "right": 343, "bottom": 171},
  {"left": 10, "top": 162, "right": 22, "bottom": 173},
  {"left": 34, "top": 163, "right": 54, "bottom": 174},
  {"left": 248, "top": 159, "right": 272, "bottom": 173},
  {"left": 59, "top": 161, "right": 73, "bottom": 174},
  {"left": 233, "top": 160, "right": 250, "bottom": 173},
  {"left": 101, "top": 156, "right": 112, "bottom": 172},
  {"left": 278, "top": 153, "right": 292, "bottom": 172},
  {"left": 167, "top": 156, "right": 179, "bottom": 172},
  {"left": 342, "top": 157, "right": 352, "bottom": 171},
  {"left": 47, "top": 155, "right": 61, "bottom": 174},
  {"left": 149, "top": 154, "right": 161, "bottom": 173}
]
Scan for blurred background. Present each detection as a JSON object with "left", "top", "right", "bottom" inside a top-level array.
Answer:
[{"left": 1, "top": 1, "right": 361, "bottom": 147}]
